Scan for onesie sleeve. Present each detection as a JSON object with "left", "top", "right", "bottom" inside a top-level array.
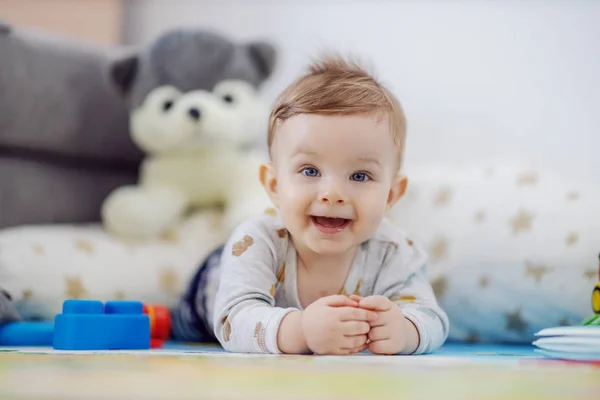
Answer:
[
  {"left": 212, "top": 217, "right": 297, "bottom": 354},
  {"left": 373, "top": 237, "right": 450, "bottom": 355}
]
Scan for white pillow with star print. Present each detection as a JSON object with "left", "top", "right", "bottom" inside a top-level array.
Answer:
[
  {"left": 388, "top": 162, "right": 600, "bottom": 344},
  {"left": 0, "top": 210, "right": 225, "bottom": 320}
]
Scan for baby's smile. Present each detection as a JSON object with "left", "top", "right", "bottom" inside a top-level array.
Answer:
[{"left": 310, "top": 215, "right": 352, "bottom": 234}]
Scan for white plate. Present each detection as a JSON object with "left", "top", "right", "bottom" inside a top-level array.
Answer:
[
  {"left": 534, "top": 326, "right": 600, "bottom": 338},
  {"left": 534, "top": 348, "right": 600, "bottom": 362},
  {"left": 533, "top": 337, "right": 600, "bottom": 353}
]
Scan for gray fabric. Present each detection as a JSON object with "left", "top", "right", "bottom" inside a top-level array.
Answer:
[
  {"left": 0, "top": 24, "right": 276, "bottom": 228},
  {"left": 0, "top": 289, "right": 20, "bottom": 324},
  {"left": 0, "top": 156, "right": 137, "bottom": 227}
]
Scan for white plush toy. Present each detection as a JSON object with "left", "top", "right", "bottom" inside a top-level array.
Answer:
[{"left": 101, "top": 80, "right": 272, "bottom": 240}]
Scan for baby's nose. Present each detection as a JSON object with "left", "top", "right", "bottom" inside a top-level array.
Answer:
[
  {"left": 187, "top": 107, "right": 202, "bottom": 121},
  {"left": 319, "top": 187, "right": 348, "bottom": 204},
  {"left": 319, "top": 195, "right": 346, "bottom": 205}
]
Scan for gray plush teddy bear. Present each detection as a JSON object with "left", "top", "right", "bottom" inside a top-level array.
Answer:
[{"left": 0, "top": 19, "right": 276, "bottom": 229}]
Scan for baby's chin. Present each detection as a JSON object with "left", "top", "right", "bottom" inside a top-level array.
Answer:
[{"left": 302, "top": 236, "right": 360, "bottom": 256}]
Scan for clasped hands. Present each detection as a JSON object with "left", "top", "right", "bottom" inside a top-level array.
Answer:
[{"left": 300, "top": 294, "right": 418, "bottom": 355}]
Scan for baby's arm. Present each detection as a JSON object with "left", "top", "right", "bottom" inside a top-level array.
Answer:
[
  {"left": 373, "top": 240, "right": 450, "bottom": 355},
  {"left": 212, "top": 219, "right": 298, "bottom": 354}
]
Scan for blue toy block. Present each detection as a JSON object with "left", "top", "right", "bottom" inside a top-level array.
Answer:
[
  {"left": 53, "top": 300, "right": 150, "bottom": 350},
  {"left": 0, "top": 321, "right": 54, "bottom": 346}
]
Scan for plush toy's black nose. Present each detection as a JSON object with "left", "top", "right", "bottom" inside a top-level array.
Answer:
[{"left": 188, "top": 107, "right": 201, "bottom": 121}]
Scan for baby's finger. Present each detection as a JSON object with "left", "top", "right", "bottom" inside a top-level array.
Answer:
[
  {"left": 368, "top": 326, "right": 390, "bottom": 342},
  {"left": 341, "top": 343, "right": 369, "bottom": 355},
  {"left": 359, "top": 295, "right": 393, "bottom": 312},
  {"left": 338, "top": 307, "right": 378, "bottom": 322},
  {"left": 343, "top": 334, "right": 368, "bottom": 349},
  {"left": 323, "top": 295, "right": 359, "bottom": 308},
  {"left": 368, "top": 339, "right": 396, "bottom": 355},
  {"left": 348, "top": 294, "right": 362, "bottom": 303},
  {"left": 342, "top": 320, "right": 370, "bottom": 336}
]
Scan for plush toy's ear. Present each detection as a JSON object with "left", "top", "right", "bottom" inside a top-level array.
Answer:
[
  {"left": 0, "top": 20, "right": 11, "bottom": 35},
  {"left": 110, "top": 53, "right": 140, "bottom": 95},
  {"left": 247, "top": 41, "right": 277, "bottom": 81}
]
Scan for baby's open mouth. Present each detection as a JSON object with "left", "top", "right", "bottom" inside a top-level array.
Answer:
[{"left": 310, "top": 216, "right": 351, "bottom": 230}]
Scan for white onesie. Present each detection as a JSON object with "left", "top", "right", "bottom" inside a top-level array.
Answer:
[{"left": 205, "top": 212, "right": 450, "bottom": 354}]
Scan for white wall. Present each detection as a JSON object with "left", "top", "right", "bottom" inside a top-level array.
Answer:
[{"left": 123, "top": 0, "right": 600, "bottom": 181}]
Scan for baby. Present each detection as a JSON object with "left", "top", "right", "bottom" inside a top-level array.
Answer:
[{"left": 171, "top": 56, "right": 449, "bottom": 355}]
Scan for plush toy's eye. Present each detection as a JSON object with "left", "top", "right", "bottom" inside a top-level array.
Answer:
[
  {"left": 163, "top": 100, "right": 174, "bottom": 111},
  {"left": 222, "top": 94, "right": 234, "bottom": 104}
]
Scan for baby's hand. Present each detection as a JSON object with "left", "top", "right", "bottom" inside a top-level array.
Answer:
[
  {"left": 301, "top": 295, "right": 378, "bottom": 355},
  {"left": 358, "top": 295, "right": 411, "bottom": 355}
]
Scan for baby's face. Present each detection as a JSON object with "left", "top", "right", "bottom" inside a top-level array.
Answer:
[{"left": 269, "top": 113, "right": 403, "bottom": 256}]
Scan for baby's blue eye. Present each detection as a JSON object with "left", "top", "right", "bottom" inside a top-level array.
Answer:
[
  {"left": 301, "top": 167, "right": 320, "bottom": 177},
  {"left": 351, "top": 172, "right": 369, "bottom": 182}
]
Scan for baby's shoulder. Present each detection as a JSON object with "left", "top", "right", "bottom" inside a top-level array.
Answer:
[
  {"left": 370, "top": 218, "right": 413, "bottom": 247},
  {"left": 366, "top": 218, "right": 427, "bottom": 264},
  {"left": 231, "top": 209, "right": 286, "bottom": 238},
  {"left": 225, "top": 209, "right": 289, "bottom": 260}
]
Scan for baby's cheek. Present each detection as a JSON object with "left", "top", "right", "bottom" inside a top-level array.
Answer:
[{"left": 356, "top": 194, "right": 386, "bottom": 230}]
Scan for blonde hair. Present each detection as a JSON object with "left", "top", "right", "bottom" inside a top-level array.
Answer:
[{"left": 268, "top": 54, "right": 407, "bottom": 167}]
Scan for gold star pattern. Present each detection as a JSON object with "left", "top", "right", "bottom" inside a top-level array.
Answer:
[
  {"left": 433, "top": 187, "right": 452, "bottom": 206},
  {"left": 22, "top": 289, "right": 33, "bottom": 301},
  {"left": 506, "top": 307, "right": 528, "bottom": 334},
  {"left": 465, "top": 331, "right": 481, "bottom": 344},
  {"left": 277, "top": 262, "right": 286, "bottom": 283},
  {"left": 525, "top": 261, "right": 553, "bottom": 283},
  {"left": 510, "top": 209, "right": 534, "bottom": 236},
  {"left": 74, "top": 239, "right": 94, "bottom": 254},
  {"left": 516, "top": 171, "right": 539, "bottom": 187},
  {"left": 339, "top": 287, "right": 348, "bottom": 296},
  {"left": 566, "top": 191, "right": 580, "bottom": 202},
  {"left": 264, "top": 208, "right": 277, "bottom": 217},
  {"left": 429, "top": 237, "right": 449, "bottom": 262},
  {"left": 32, "top": 244, "right": 44, "bottom": 255},
  {"left": 565, "top": 232, "right": 579, "bottom": 246},
  {"left": 160, "top": 229, "right": 180, "bottom": 243},
  {"left": 159, "top": 268, "right": 178, "bottom": 294},
  {"left": 269, "top": 284, "right": 276, "bottom": 297},
  {"left": 431, "top": 276, "right": 448, "bottom": 299},
  {"left": 478, "top": 275, "right": 490, "bottom": 288},
  {"left": 584, "top": 269, "right": 596, "bottom": 280},
  {"left": 353, "top": 278, "right": 363, "bottom": 296},
  {"left": 405, "top": 238, "right": 413, "bottom": 247},
  {"left": 474, "top": 210, "right": 486, "bottom": 224},
  {"left": 65, "top": 277, "right": 88, "bottom": 299}
]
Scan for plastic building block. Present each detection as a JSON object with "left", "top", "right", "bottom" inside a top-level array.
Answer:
[
  {"left": 0, "top": 321, "right": 54, "bottom": 346},
  {"left": 53, "top": 300, "right": 150, "bottom": 350},
  {"left": 144, "top": 304, "right": 171, "bottom": 339},
  {"left": 143, "top": 304, "right": 171, "bottom": 348}
]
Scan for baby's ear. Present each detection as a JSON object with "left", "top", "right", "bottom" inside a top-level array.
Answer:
[
  {"left": 259, "top": 163, "right": 279, "bottom": 207},
  {"left": 387, "top": 174, "right": 408, "bottom": 209}
]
